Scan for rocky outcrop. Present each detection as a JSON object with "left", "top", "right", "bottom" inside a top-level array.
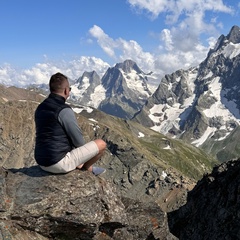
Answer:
[
  {"left": 168, "top": 158, "right": 240, "bottom": 239},
  {"left": 0, "top": 166, "right": 176, "bottom": 240}
]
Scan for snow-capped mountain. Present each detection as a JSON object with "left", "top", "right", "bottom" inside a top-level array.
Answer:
[
  {"left": 133, "top": 25, "right": 240, "bottom": 161},
  {"left": 11, "top": 25, "right": 240, "bottom": 161},
  {"left": 70, "top": 59, "right": 159, "bottom": 119},
  {"left": 70, "top": 71, "right": 104, "bottom": 108}
]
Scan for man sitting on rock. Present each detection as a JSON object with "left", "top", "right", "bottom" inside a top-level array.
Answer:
[{"left": 34, "top": 72, "right": 106, "bottom": 176}]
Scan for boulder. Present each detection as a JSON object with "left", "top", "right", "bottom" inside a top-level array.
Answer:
[{"left": 0, "top": 166, "right": 176, "bottom": 240}]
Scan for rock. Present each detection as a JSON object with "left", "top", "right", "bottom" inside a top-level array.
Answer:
[
  {"left": 168, "top": 159, "right": 240, "bottom": 239},
  {"left": 0, "top": 166, "right": 176, "bottom": 239}
]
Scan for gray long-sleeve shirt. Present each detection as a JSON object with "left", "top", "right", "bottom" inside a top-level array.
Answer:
[{"left": 58, "top": 108, "right": 85, "bottom": 147}]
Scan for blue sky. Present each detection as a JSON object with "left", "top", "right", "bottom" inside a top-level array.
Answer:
[{"left": 0, "top": 0, "right": 239, "bottom": 86}]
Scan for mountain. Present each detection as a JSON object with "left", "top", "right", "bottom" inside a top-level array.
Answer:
[
  {"left": 0, "top": 84, "right": 217, "bottom": 213},
  {"left": 1, "top": 73, "right": 236, "bottom": 239},
  {"left": 2, "top": 26, "right": 240, "bottom": 164},
  {"left": 70, "top": 70, "right": 102, "bottom": 108},
  {"left": 69, "top": 59, "right": 158, "bottom": 119},
  {"left": 133, "top": 25, "right": 240, "bottom": 162}
]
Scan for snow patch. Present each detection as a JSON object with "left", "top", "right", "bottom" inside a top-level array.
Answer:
[
  {"left": 89, "top": 118, "right": 98, "bottom": 123},
  {"left": 90, "top": 84, "right": 106, "bottom": 108},
  {"left": 192, "top": 126, "right": 216, "bottom": 147},
  {"left": 163, "top": 145, "right": 171, "bottom": 150},
  {"left": 138, "top": 132, "right": 145, "bottom": 138},
  {"left": 161, "top": 171, "right": 167, "bottom": 179},
  {"left": 72, "top": 106, "right": 93, "bottom": 114},
  {"left": 223, "top": 42, "right": 240, "bottom": 59},
  {"left": 215, "top": 132, "right": 231, "bottom": 141},
  {"left": 149, "top": 70, "right": 197, "bottom": 135},
  {"left": 203, "top": 77, "right": 240, "bottom": 121},
  {"left": 203, "top": 71, "right": 213, "bottom": 79},
  {"left": 120, "top": 69, "right": 153, "bottom": 97}
]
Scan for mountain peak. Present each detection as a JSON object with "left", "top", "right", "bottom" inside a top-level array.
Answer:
[
  {"left": 209, "top": 25, "right": 240, "bottom": 54},
  {"left": 82, "top": 70, "right": 99, "bottom": 79},
  {"left": 226, "top": 25, "right": 240, "bottom": 44},
  {"left": 115, "top": 59, "right": 143, "bottom": 74}
]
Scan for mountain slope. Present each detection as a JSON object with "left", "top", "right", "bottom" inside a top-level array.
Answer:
[
  {"left": 133, "top": 25, "right": 240, "bottom": 161},
  {"left": 0, "top": 84, "right": 217, "bottom": 212}
]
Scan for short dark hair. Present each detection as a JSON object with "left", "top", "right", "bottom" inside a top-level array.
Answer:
[{"left": 49, "top": 72, "right": 68, "bottom": 92}]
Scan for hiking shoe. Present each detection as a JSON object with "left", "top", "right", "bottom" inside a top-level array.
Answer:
[{"left": 92, "top": 166, "right": 106, "bottom": 176}]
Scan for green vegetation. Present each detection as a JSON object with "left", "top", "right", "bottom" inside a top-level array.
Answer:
[
  {"left": 79, "top": 108, "right": 218, "bottom": 181},
  {"left": 138, "top": 134, "right": 217, "bottom": 180}
]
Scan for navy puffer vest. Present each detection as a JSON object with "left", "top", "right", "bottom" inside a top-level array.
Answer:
[{"left": 34, "top": 93, "right": 72, "bottom": 166}]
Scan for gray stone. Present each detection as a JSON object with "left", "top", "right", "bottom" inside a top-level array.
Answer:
[{"left": 0, "top": 166, "right": 176, "bottom": 240}]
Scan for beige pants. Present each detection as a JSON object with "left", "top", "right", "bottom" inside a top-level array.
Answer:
[{"left": 40, "top": 141, "right": 99, "bottom": 174}]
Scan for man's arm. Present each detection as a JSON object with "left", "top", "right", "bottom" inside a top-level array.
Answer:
[{"left": 58, "top": 108, "right": 85, "bottom": 147}]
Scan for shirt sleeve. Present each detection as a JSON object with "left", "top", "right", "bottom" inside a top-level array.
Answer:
[{"left": 58, "top": 108, "right": 85, "bottom": 147}]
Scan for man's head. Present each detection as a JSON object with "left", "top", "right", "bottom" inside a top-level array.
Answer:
[{"left": 49, "top": 72, "right": 71, "bottom": 99}]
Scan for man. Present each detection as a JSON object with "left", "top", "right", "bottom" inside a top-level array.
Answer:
[{"left": 34, "top": 72, "right": 106, "bottom": 175}]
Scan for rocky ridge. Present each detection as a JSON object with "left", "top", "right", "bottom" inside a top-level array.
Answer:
[
  {"left": 0, "top": 90, "right": 209, "bottom": 211},
  {"left": 168, "top": 158, "right": 240, "bottom": 239},
  {"left": 0, "top": 85, "right": 218, "bottom": 239}
]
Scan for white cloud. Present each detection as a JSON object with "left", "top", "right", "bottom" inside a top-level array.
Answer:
[
  {"left": 128, "top": 0, "right": 171, "bottom": 20},
  {"left": 118, "top": 39, "right": 155, "bottom": 70},
  {"left": 86, "top": 0, "right": 234, "bottom": 77},
  {"left": 0, "top": 57, "right": 110, "bottom": 87},
  {"left": 89, "top": 26, "right": 155, "bottom": 74},
  {"left": 161, "top": 29, "right": 174, "bottom": 51},
  {"left": 128, "top": 0, "right": 233, "bottom": 21},
  {"left": 89, "top": 25, "right": 117, "bottom": 58},
  {"left": 88, "top": 24, "right": 208, "bottom": 76},
  {"left": 0, "top": 1, "right": 236, "bottom": 87}
]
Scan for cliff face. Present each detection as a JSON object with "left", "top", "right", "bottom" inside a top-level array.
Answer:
[{"left": 168, "top": 158, "right": 240, "bottom": 239}]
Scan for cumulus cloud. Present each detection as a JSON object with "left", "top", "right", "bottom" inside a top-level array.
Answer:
[
  {"left": 0, "top": 0, "right": 236, "bottom": 87},
  {"left": 87, "top": 0, "right": 234, "bottom": 77},
  {"left": 127, "top": 0, "right": 234, "bottom": 50},
  {"left": 128, "top": 0, "right": 233, "bottom": 21},
  {"left": 128, "top": 0, "right": 171, "bottom": 20},
  {"left": 88, "top": 24, "right": 207, "bottom": 76},
  {"left": 0, "top": 57, "right": 110, "bottom": 87},
  {"left": 161, "top": 29, "right": 174, "bottom": 51},
  {"left": 89, "top": 25, "right": 155, "bottom": 73},
  {"left": 89, "top": 25, "right": 117, "bottom": 58}
]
